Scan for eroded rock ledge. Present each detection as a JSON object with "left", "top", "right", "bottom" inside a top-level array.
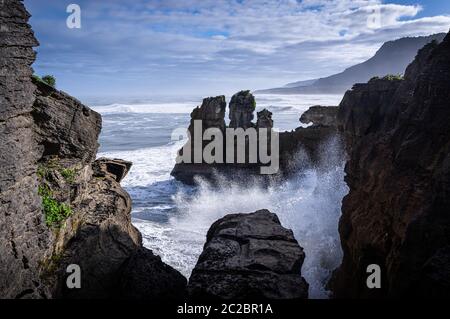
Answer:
[{"left": 188, "top": 210, "right": 309, "bottom": 300}]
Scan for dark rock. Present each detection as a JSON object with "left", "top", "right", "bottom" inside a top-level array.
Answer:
[
  {"left": 256, "top": 109, "right": 273, "bottom": 129},
  {"left": 93, "top": 158, "right": 132, "bottom": 182},
  {"left": 330, "top": 32, "right": 450, "bottom": 298},
  {"left": 299, "top": 105, "right": 338, "bottom": 127},
  {"left": 188, "top": 209, "right": 309, "bottom": 300},
  {"left": 0, "top": 0, "right": 187, "bottom": 299},
  {"left": 190, "top": 95, "right": 226, "bottom": 133},
  {"left": 119, "top": 248, "right": 187, "bottom": 300},
  {"left": 0, "top": 0, "right": 51, "bottom": 299},
  {"left": 229, "top": 90, "right": 256, "bottom": 129},
  {"left": 32, "top": 79, "right": 102, "bottom": 166}
]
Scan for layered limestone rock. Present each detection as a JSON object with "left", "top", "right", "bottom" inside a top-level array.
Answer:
[
  {"left": 171, "top": 92, "right": 265, "bottom": 184},
  {"left": 189, "top": 95, "right": 226, "bottom": 134},
  {"left": 299, "top": 105, "right": 338, "bottom": 127},
  {"left": 32, "top": 79, "right": 101, "bottom": 165},
  {"left": 188, "top": 210, "right": 309, "bottom": 300},
  {"left": 0, "top": 0, "right": 51, "bottom": 299},
  {"left": 330, "top": 34, "right": 450, "bottom": 298},
  {"left": 229, "top": 90, "right": 256, "bottom": 129},
  {"left": 0, "top": 0, "right": 187, "bottom": 299},
  {"left": 172, "top": 91, "right": 341, "bottom": 184}
]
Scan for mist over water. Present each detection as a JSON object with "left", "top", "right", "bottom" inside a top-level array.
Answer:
[{"left": 95, "top": 93, "right": 345, "bottom": 299}]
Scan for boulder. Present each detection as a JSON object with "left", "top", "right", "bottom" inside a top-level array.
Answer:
[{"left": 188, "top": 209, "right": 309, "bottom": 300}]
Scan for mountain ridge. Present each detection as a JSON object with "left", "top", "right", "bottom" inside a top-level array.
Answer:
[{"left": 255, "top": 33, "right": 446, "bottom": 95}]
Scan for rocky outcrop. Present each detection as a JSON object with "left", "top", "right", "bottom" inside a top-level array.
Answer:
[
  {"left": 171, "top": 92, "right": 267, "bottom": 184},
  {"left": 256, "top": 109, "right": 273, "bottom": 129},
  {"left": 229, "top": 90, "right": 256, "bottom": 129},
  {"left": 0, "top": 0, "right": 187, "bottom": 299},
  {"left": 299, "top": 105, "right": 338, "bottom": 127},
  {"left": 32, "top": 79, "right": 101, "bottom": 165},
  {"left": 188, "top": 210, "right": 309, "bottom": 300},
  {"left": 92, "top": 158, "right": 132, "bottom": 182},
  {"left": 330, "top": 32, "right": 450, "bottom": 298},
  {"left": 0, "top": 0, "right": 51, "bottom": 299},
  {"left": 190, "top": 96, "right": 226, "bottom": 134},
  {"left": 172, "top": 91, "right": 341, "bottom": 184}
]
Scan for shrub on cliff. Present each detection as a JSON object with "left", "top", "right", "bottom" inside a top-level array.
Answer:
[
  {"left": 32, "top": 74, "right": 56, "bottom": 87},
  {"left": 382, "top": 74, "right": 404, "bottom": 81}
]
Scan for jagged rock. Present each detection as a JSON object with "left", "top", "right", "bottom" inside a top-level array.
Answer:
[
  {"left": 190, "top": 95, "right": 226, "bottom": 133},
  {"left": 256, "top": 109, "right": 273, "bottom": 129},
  {"left": 330, "top": 33, "right": 450, "bottom": 298},
  {"left": 0, "top": 0, "right": 51, "bottom": 299},
  {"left": 0, "top": 0, "right": 187, "bottom": 299},
  {"left": 229, "top": 90, "right": 256, "bottom": 129},
  {"left": 172, "top": 94, "right": 342, "bottom": 184},
  {"left": 92, "top": 158, "right": 132, "bottom": 182},
  {"left": 49, "top": 159, "right": 187, "bottom": 299},
  {"left": 188, "top": 209, "right": 309, "bottom": 300},
  {"left": 32, "top": 79, "right": 102, "bottom": 166},
  {"left": 299, "top": 105, "right": 338, "bottom": 127}
]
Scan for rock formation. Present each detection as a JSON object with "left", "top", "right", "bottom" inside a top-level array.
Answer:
[
  {"left": 188, "top": 210, "right": 309, "bottom": 300},
  {"left": 0, "top": 0, "right": 187, "bottom": 299},
  {"left": 190, "top": 96, "right": 227, "bottom": 134},
  {"left": 0, "top": 0, "right": 51, "bottom": 299},
  {"left": 299, "top": 105, "right": 338, "bottom": 127},
  {"left": 256, "top": 109, "right": 273, "bottom": 129},
  {"left": 171, "top": 90, "right": 341, "bottom": 184},
  {"left": 229, "top": 90, "right": 256, "bottom": 129},
  {"left": 330, "top": 33, "right": 450, "bottom": 298},
  {"left": 171, "top": 92, "right": 267, "bottom": 184}
]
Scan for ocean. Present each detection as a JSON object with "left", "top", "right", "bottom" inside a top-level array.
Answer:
[{"left": 92, "top": 93, "right": 347, "bottom": 299}]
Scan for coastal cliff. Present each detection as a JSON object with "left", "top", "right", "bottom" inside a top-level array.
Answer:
[
  {"left": 0, "top": 0, "right": 186, "bottom": 299},
  {"left": 330, "top": 33, "right": 450, "bottom": 298}
]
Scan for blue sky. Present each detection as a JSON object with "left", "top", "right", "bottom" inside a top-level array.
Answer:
[{"left": 24, "top": 0, "right": 450, "bottom": 100}]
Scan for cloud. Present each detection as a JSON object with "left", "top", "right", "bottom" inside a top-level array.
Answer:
[{"left": 25, "top": 0, "right": 450, "bottom": 97}]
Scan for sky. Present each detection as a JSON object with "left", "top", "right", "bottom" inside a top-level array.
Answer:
[{"left": 24, "top": 0, "right": 450, "bottom": 100}]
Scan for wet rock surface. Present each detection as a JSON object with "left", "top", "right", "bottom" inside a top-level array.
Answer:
[{"left": 188, "top": 210, "right": 309, "bottom": 300}]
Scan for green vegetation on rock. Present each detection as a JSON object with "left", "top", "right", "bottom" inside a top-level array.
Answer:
[
  {"left": 60, "top": 168, "right": 76, "bottom": 184},
  {"left": 382, "top": 74, "right": 404, "bottom": 81},
  {"left": 32, "top": 74, "right": 56, "bottom": 87},
  {"left": 38, "top": 185, "right": 72, "bottom": 228}
]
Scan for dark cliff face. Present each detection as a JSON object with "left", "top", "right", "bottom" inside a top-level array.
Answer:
[
  {"left": 0, "top": 0, "right": 51, "bottom": 299},
  {"left": 0, "top": 0, "right": 187, "bottom": 299},
  {"left": 331, "top": 32, "right": 450, "bottom": 298}
]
